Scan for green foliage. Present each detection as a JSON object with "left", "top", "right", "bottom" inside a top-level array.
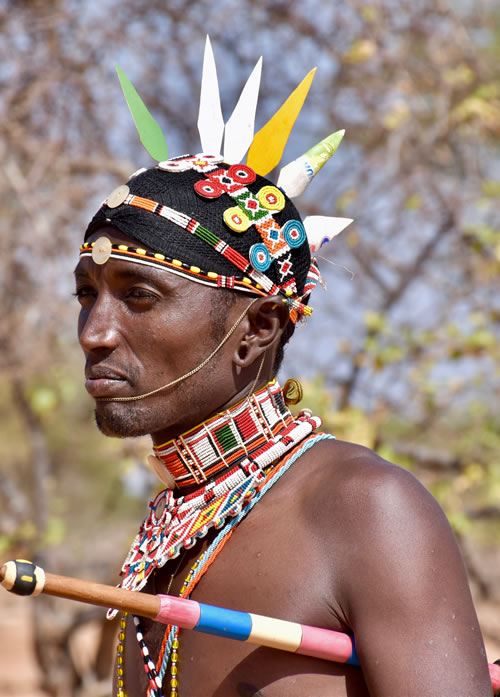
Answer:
[
  {"left": 481, "top": 180, "right": 500, "bottom": 198},
  {"left": 0, "top": 357, "right": 149, "bottom": 568},
  {"left": 0, "top": 536, "right": 10, "bottom": 557},
  {"left": 29, "top": 387, "right": 58, "bottom": 415},
  {"left": 342, "top": 38, "right": 377, "bottom": 65},
  {"left": 299, "top": 377, "right": 378, "bottom": 448},
  {"left": 43, "top": 517, "right": 66, "bottom": 547}
]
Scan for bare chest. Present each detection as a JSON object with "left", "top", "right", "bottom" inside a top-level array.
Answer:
[{"left": 121, "top": 482, "right": 369, "bottom": 697}]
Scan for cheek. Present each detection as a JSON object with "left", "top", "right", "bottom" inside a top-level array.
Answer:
[{"left": 136, "top": 307, "right": 214, "bottom": 373}]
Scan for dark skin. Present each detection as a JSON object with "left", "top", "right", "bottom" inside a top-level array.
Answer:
[{"left": 75, "top": 229, "right": 492, "bottom": 697}]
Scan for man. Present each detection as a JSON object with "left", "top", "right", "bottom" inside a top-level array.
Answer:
[{"left": 75, "top": 152, "right": 492, "bottom": 697}]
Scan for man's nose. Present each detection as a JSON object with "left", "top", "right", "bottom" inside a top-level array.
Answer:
[{"left": 78, "top": 296, "right": 121, "bottom": 354}]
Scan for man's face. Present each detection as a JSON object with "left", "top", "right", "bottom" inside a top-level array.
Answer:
[{"left": 74, "top": 228, "right": 245, "bottom": 442}]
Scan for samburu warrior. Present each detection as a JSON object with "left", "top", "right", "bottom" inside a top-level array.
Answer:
[{"left": 70, "top": 38, "right": 493, "bottom": 697}]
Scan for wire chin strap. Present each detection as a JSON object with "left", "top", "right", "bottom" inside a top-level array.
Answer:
[{"left": 97, "top": 298, "right": 261, "bottom": 403}]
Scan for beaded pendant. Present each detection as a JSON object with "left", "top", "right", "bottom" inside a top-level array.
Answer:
[{"left": 115, "top": 410, "right": 320, "bottom": 600}]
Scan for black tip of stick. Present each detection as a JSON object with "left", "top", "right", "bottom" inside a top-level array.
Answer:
[{"left": 0, "top": 560, "right": 42, "bottom": 596}]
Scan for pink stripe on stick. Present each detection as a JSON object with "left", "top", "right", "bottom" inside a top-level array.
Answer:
[
  {"left": 155, "top": 594, "right": 200, "bottom": 629},
  {"left": 489, "top": 662, "right": 500, "bottom": 692},
  {"left": 298, "top": 624, "right": 354, "bottom": 663}
]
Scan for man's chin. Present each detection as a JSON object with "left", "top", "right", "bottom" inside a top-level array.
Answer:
[{"left": 94, "top": 404, "right": 151, "bottom": 438}]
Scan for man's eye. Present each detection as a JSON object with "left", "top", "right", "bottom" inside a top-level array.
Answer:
[
  {"left": 126, "top": 288, "right": 158, "bottom": 300},
  {"left": 73, "top": 287, "right": 96, "bottom": 301}
]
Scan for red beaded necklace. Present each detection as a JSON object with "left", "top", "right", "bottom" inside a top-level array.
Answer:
[{"left": 149, "top": 380, "right": 293, "bottom": 489}]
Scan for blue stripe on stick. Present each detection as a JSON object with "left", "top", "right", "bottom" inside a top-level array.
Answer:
[
  {"left": 347, "top": 636, "right": 360, "bottom": 666},
  {"left": 195, "top": 603, "right": 253, "bottom": 641}
]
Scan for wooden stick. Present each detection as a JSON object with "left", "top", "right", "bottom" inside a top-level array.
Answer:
[
  {"left": 0, "top": 559, "right": 160, "bottom": 618},
  {"left": 2, "top": 559, "right": 499, "bottom": 692}
]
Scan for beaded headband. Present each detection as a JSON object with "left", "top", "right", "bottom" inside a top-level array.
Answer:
[
  {"left": 83, "top": 38, "right": 352, "bottom": 322},
  {"left": 80, "top": 238, "right": 269, "bottom": 297}
]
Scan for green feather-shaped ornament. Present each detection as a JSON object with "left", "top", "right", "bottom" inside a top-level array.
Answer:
[{"left": 116, "top": 65, "right": 168, "bottom": 161}]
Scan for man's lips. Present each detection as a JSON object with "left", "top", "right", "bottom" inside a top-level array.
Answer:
[
  {"left": 85, "top": 368, "right": 130, "bottom": 398},
  {"left": 85, "top": 377, "right": 129, "bottom": 398}
]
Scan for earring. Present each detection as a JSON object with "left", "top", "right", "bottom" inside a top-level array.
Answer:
[{"left": 283, "top": 378, "right": 303, "bottom": 406}]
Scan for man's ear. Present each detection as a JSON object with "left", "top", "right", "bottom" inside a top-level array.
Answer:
[{"left": 233, "top": 296, "right": 289, "bottom": 368}]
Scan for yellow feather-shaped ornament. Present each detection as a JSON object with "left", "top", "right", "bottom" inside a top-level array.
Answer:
[{"left": 246, "top": 68, "right": 317, "bottom": 176}]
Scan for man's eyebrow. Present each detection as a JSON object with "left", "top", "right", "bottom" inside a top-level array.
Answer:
[
  {"left": 73, "top": 264, "right": 90, "bottom": 279},
  {"left": 112, "top": 266, "right": 176, "bottom": 285},
  {"left": 73, "top": 262, "right": 178, "bottom": 287}
]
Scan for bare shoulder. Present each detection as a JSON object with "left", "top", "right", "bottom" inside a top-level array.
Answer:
[
  {"left": 295, "top": 442, "right": 491, "bottom": 695},
  {"left": 298, "top": 437, "right": 465, "bottom": 600},
  {"left": 301, "top": 436, "right": 447, "bottom": 529},
  {"left": 300, "top": 436, "right": 471, "bottom": 619}
]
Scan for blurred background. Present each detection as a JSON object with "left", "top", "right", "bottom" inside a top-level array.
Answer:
[{"left": 0, "top": 0, "right": 499, "bottom": 695}]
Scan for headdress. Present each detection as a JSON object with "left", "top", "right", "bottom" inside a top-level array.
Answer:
[{"left": 83, "top": 37, "right": 352, "bottom": 323}]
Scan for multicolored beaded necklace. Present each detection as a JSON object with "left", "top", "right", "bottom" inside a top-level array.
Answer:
[
  {"left": 113, "top": 381, "right": 326, "bottom": 697},
  {"left": 112, "top": 381, "right": 320, "bottom": 599}
]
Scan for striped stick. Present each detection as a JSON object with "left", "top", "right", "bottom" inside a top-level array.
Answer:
[{"left": 1, "top": 560, "right": 499, "bottom": 692}]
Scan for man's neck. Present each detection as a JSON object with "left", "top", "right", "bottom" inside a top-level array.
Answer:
[
  {"left": 149, "top": 376, "right": 273, "bottom": 447},
  {"left": 150, "top": 379, "right": 292, "bottom": 494}
]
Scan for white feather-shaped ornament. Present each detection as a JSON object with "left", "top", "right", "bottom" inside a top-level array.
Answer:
[
  {"left": 303, "top": 216, "right": 353, "bottom": 253},
  {"left": 277, "top": 130, "right": 345, "bottom": 198},
  {"left": 223, "top": 57, "right": 262, "bottom": 164},
  {"left": 197, "top": 36, "right": 224, "bottom": 155}
]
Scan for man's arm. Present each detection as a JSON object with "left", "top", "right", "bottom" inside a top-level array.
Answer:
[{"left": 330, "top": 452, "right": 491, "bottom": 697}]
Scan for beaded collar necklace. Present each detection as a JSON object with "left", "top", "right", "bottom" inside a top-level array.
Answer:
[
  {"left": 111, "top": 381, "right": 321, "bottom": 602},
  {"left": 150, "top": 380, "right": 293, "bottom": 490}
]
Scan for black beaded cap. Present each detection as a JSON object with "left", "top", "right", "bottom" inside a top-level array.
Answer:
[{"left": 84, "top": 163, "right": 312, "bottom": 296}]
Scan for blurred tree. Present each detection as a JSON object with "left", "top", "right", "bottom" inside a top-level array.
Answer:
[{"left": 0, "top": 0, "right": 498, "bottom": 693}]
